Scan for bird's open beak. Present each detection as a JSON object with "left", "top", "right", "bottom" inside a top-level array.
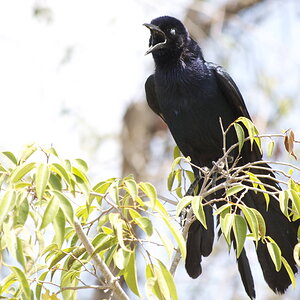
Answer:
[{"left": 143, "top": 23, "right": 167, "bottom": 55}]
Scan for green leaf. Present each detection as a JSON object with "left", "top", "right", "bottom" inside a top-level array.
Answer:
[
  {"left": 124, "top": 250, "right": 140, "bottom": 296},
  {"left": 251, "top": 208, "right": 266, "bottom": 237},
  {"left": 51, "top": 191, "right": 74, "bottom": 225},
  {"left": 282, "top": 256, "right": 296, "bottom": 287},
  {"left": 18, "top": 143, "right": 37, "bottom": 164},
  {"left": 153, "top": 264, "right": 170, "bottom": 300},
  {"left": 72, "top": 166, "right": 89, "bottom": 184},
  {"left": 10, "top": 266, "right": 31, "bottom": 300},
  {"left": 220, "top": 213, "right": 235, "bottom": 245},
  {"left": 176, "top": 196, "right": 192, "bottom": 217},
  {"left": 267, "top": 140, "right": 275, "bottom": 157},
  {"left": 235, "top": 117, "right": 261, "bottom": 151},
  {"left": 191, "top": 196, "right": 207, "bottom": 229},
  {"left": 238, "top": 205, "right": 259, "bottom": 244},
  {"left": 0, "top": 190, "right": 16, "bottom": 226},
  {"left": 52, "top": 208, "right": 66, "bottom": 248},
  {"left": 234, "top": 122, "right": 245, "bottom": 153},
  {"left": 233, "top": 215, "right": 247, "bottom": 258},
  {"left": 36, "top": 271, "right": 48, "bottom": 300},
  {"left": 279, "top": 190, "right": 290, "bottom": 219},
  {"left": 74, "top": 158, "right": 88, "bottom": 173},
  {"left": 226, "top": 185, "right": 245, "bottom": 197},
  {"left": 40, "top": 196, "right": 59, "bottom": 229},
  {"left": 163, "top": 216, "right": 186, "bottom": 259},
  {"left": 156, "top": 230, "right": 174, "bottom": 259},
  {"left": 16, "top": 238, "right": 26, "bottom": 270},
  {"left": 173, "top": 145, "right": 181, "bottom": 159},
  {"left": 139, "top": 182, "right": 157, "bottom": 209},
  {"left": 213, "top": 203, "right": 232, "bottom": 216},
  {"left": 1, "top": 151, "right": 17, "bottom": 165},
  {"left": 145, "top": 264, "right": 161, "bottom": 299},
  {"left": 289, "top": 190, "right": 300, "bottom": 216},
  {"left": 35, "top": 163, "right": 50, "bottom": 201},
  {"left": 10, "top": 162, "right": 36, "bottom": 183},
  {"left": 157, "top": 259, "right": 178, "bottom": 300},
  {"left": 135, "top": 217, "right": 153, "bottom": 236},
  {"left": 266, "top": 239, "right": 282, "bottom": 271},
  {"left": 124, "top": 178, "right": 138, "bottom": 201},
  {"left": 16, "top": 196, "right": 29, "bottom": 226},
  {"left": 167, "top": 170, "right": 176, "bottom": 191},
  {"left": 50, "top": 163, "right": 71, "bottom": 185},
  {"left": 109, "top": 213, "right": 129, "bottom": 251}
]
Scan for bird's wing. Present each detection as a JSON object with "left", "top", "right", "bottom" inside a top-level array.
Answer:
[
  {"left": 145, "top": 74, "right": 165, "bottom": 121},
  {"left": 206, "top": 62, "right": 252, "bottom": 120}
]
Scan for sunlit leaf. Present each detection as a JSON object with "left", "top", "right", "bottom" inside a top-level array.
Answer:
[
  {"left": 226, "top": 185, "right": 245, "bottom": 197},
  {"left": 157, "top": 259, "right": 178, "bottom": 300},
  {"left": 266, "top": 239, "right": 282, "bottom": 271},
  {"left": 124, "top": 250, "right": 140, "bottom": 296},
  {"left": 40, "top": 196, "right": 59, "bottom": 230},
  {"left": 234, "top": 122, "right": 245, "bottom": 153},
  {"left": 51, "top": 191, "right": 74, "bottom": 225},
  {"left": 36, "top": 163, "right": 50, "bottom": 201},
  {"left": 176, "top": 196, "right": 193, "bottom": 217},
  {"left": 10, "top": 162, "right": 36, "bottom": 183},
  {"left": 10, "top": 266, "right": 31, "bottom": 300},
  {"left": 191, "top": 196, "right": 207, "bottom": 229},
  {"left": 0, "top": 190, "right": 16, "bottom": 225}
]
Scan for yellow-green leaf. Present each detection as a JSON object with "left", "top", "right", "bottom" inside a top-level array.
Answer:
[
  {"left": 51, "top": 191, "right": 74, "bottom": 225},
  {"left": 10, "top": 162, "right": 36, "bottom": 183},
  {"left": 234, "top": 122, "right": 245, "bottom": 153},
  {"left": 191, "top": 196, "right": 207, "bottom": 229},
  {"left": 163, "top": 216, "right": 186, "bottom": 259},
  {"left": 36, "top": 164, "right": 50, "bottom": 201},
  {"left": 10, "top": 266, "right": 31, "bottom": 300},
  {"left": 226, "top": 185, "right": 245, "bottom": 197},
  {"left": 157, "top": 259, "right": 178, "bottom": 300},
  {"left": 176, "top": 195, "right": 193, "bottom": 217},
  {"left": 40, "top": 196, "right": 59, "bottom": 230},
  {"left": 0, "top": 190, "right": 16, "bottom": 225},
  {"left": 124, "top": 250, "right": 140, "bottom": 296},
  {"left": 266, "top": 240, "right": 282, "bottom": 271},
  {"left": 233, "top": 215, "right": 247, "bottom": 258}
]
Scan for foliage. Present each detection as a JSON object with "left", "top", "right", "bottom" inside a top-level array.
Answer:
[
  {"left": 0, "top": 118, "right": 299, "bottom": 299},
  {"left": 0, "top": 145, "right": 182, "bottom": 300}
]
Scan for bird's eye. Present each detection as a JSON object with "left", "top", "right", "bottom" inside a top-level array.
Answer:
[{"left": 170, "top": 28, "right": 176, "bottom": 35}]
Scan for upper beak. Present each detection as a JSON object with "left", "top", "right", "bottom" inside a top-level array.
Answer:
[{"left": 143, "top": 23, "right": 167, "bottom": 55}]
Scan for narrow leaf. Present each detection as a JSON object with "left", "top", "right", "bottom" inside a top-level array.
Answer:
[
  {"left": 176, "top": 196, "right": 192, "bottom": 217},
  {"left": 266, "top": 240, "right": 282, "bottom": 271},
  {"left": 157, "top": 259, "right": 178, "bottom": 300},
  {"left": 51, "top": 191, "right": 74, "bottom": 225},
  {"left": 191, "top": 196, "right": 207, "bottom": 229},
  {"left": 10, "top": 266, "right": 31, "bottom": 300},
  {"left": 36, "top": 163, "right": 50, "bottom": 201},
  {"left": 124, "top": 250, "right": 140, "bottom": 296},
  {"left": 234, "top": 122, "right": 245, "bottom": 153},
  {"left": 40, "top": 196, "right": 59, "bottom": 229},
  {"left": 10, "top": 162, "right": 36, "bottom": 183},
  {"left": 226, "top": 185, "right": 245, "bottom": 197},
  {"left": 233, "top": 215, "right": 247, "bottom": 258}
]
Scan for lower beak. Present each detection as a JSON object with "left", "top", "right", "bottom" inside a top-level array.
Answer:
[{"left": 143, "top": 23, "right": 167, "bottom": 55}]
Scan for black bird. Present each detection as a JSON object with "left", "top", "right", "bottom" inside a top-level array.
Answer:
[{"left": 144, "top": 16, "right": 298, "bottom": 299}]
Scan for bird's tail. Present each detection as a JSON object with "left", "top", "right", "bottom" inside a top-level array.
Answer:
[
  {"left": 242, "top": 163, "right": 299, "bottom": 294},
  {"left": 185, "top": 201, "right": 214, "bottom": 278}
]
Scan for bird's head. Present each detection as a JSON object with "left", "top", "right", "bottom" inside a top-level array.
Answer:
[{"left": 143, "top": 16, "right": 189, "bottom": 60}]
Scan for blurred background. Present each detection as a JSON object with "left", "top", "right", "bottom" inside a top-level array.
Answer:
[{"left": 0, "top": 0, "right": 300, "bottom": 299}]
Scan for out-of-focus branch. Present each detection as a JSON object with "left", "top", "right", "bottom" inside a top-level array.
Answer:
[{"left": 184, "top": 0, "right": 266, "bottom": 39}]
